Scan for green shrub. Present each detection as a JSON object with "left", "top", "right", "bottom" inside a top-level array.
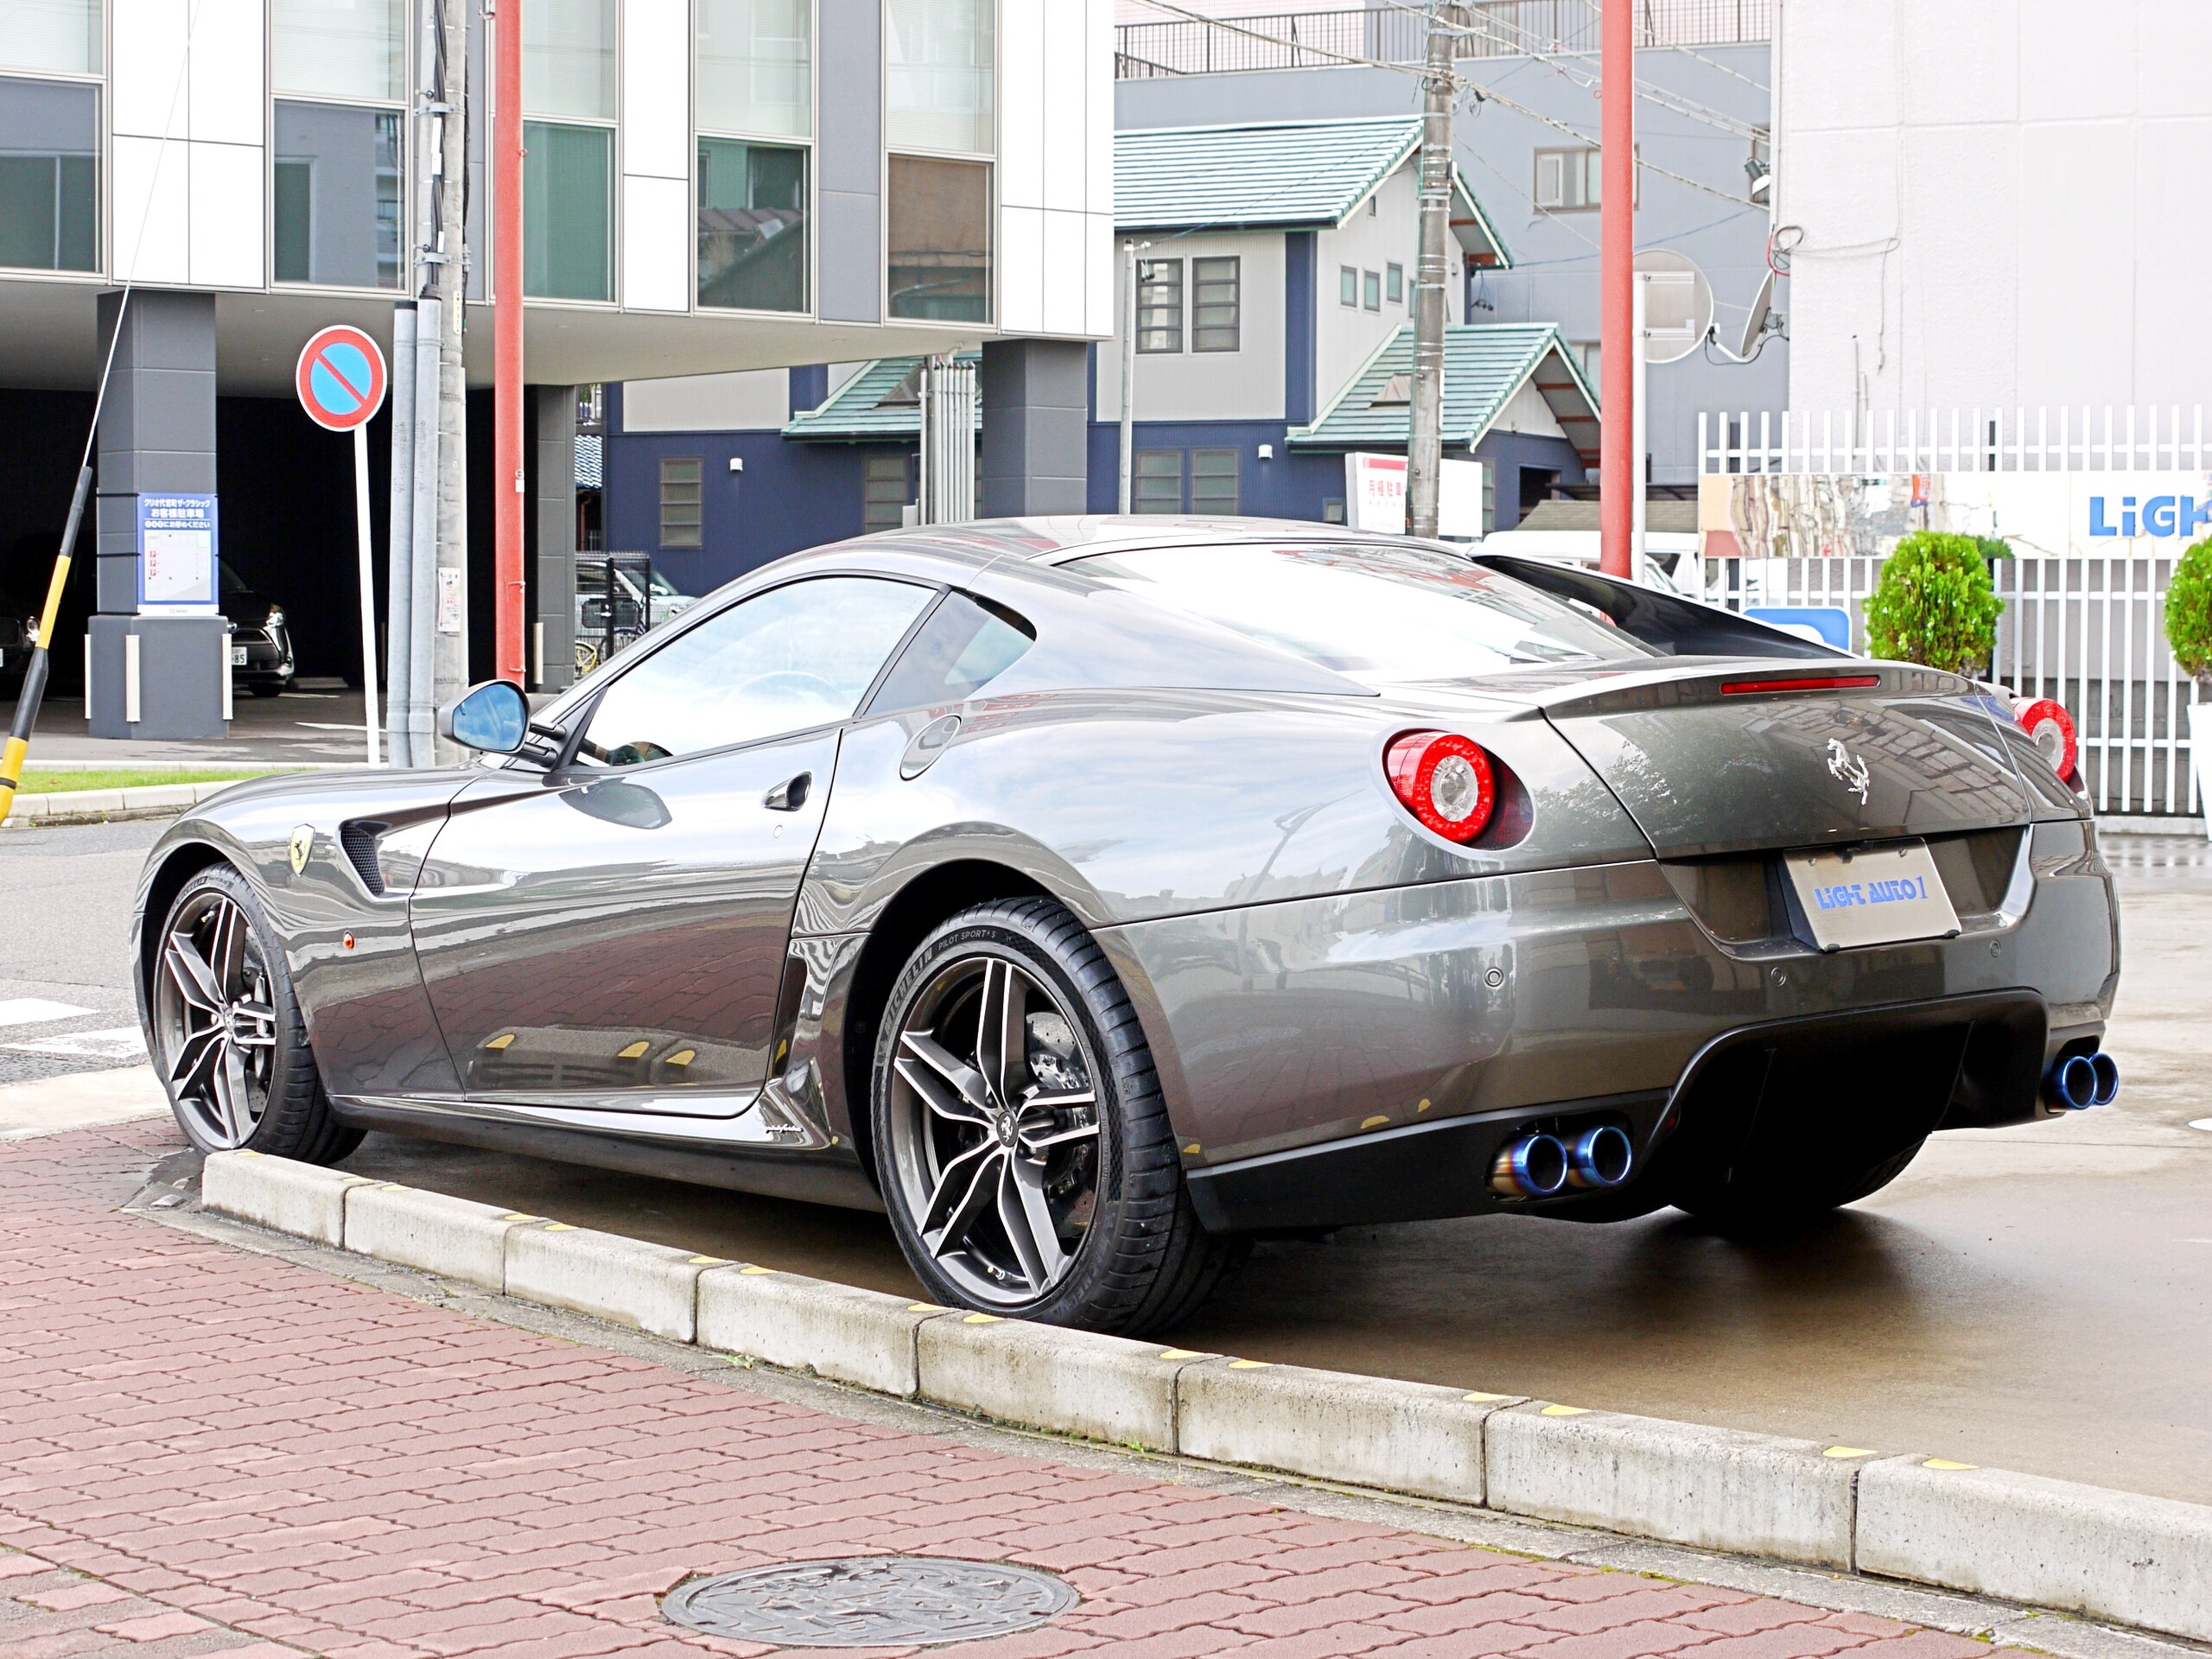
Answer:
[
  {"left": 1865, "top": 531, "right": 2005, "bottom": 675},
  {"left": 1973, "top": 534, "right": 2012, "bottom": 562},
  {"left": 2168, "top": 536, "right": 2212, "bottom": 694}
]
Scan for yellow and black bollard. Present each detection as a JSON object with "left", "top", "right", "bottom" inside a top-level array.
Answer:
[{"left": 0, "top": 461, "right": 94, "bottom": 826}]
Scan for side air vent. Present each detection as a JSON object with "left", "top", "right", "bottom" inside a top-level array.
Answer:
[{"left": 339, "top": 820, "right": 390, "bottom": 896}]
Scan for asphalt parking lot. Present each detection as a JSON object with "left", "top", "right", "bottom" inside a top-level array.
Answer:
[{"left": 5, "top": 810, "right": 2207, "bottom": 1503}]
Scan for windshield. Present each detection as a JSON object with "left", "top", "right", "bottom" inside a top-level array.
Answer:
[{"left": 1071, "top": 542, "right": 1653, "bottom": 684}]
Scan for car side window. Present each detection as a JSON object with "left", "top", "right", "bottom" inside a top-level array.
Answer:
[
  {"left": 577, "top": 576, "right": 933, "bottom": 766},
  {"left": 866, "top": 591, "right": 1035, "bottom": 715}
]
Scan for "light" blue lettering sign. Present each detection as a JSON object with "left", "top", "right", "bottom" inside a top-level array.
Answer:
[
  {"left": 2088, "top": 495, "right": 2212, "bottom": 538},
  {"left": 1812, "top": 875, "right": 1929, "bottom": 911}
]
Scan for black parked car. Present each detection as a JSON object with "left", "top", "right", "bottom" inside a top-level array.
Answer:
[{"left": 220, "top": 565, "right": 295, "bottom": 697}]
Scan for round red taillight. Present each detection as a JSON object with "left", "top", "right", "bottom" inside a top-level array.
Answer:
[
  {"left": 1385, "top": 730, "right": 1497, "bottom": 842},
  {"left": 2012, "top": 696, "right": 2077, "bottom": 779}
]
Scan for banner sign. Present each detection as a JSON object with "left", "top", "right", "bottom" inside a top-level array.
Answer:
[
  {"left": 137, "top": 493, "right": 219, "bottom": 610},
  {"left": 1700, "top": 470, "right": 2212, "bottom": 559},
  {"left": 1344, "top": 453, "right": 1487, "bottom": 540}
]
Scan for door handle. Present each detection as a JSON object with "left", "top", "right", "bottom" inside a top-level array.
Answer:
[{"left": 763, "top": 772, "right": 811, "bottom": 812}]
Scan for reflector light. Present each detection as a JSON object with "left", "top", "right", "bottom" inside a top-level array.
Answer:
[
  {"left": 1385, "top": 730, "right": 1497, "bottom": 842},
  {"left": 1719, "top": 674, "right": 1881, "bottom": 696},
  {"left": 2011, "top": 696, "right": 2077, "bottom": 779}
]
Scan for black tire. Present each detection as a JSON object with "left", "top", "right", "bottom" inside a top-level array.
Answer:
[
  {"left": 870, "top": 897, "right": 1245, "bottom": 1335},
  {"left": 148, "top": 862, "right": 362, "bottom": 1164},
  {"left": 1670, "top": 1135, "right": 1924, "bottom": 1229},
  {"left": 247, "top": 681, "right": 285, "bottom": 698}
]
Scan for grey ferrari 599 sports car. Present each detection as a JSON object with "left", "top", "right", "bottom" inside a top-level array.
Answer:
[{"left": 132, "top": 518, "right": 2121, "bottom": 1333}]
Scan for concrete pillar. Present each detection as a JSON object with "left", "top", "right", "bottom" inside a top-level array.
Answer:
[
  {"left": 89, "top": 289, "right": 228, "bottom": 740},
  {"left": 531, "top": 385, "right": 578, "bottom": 693},
  {"left": 978, "top": 338, "right": 1090, "bottom": 518}
]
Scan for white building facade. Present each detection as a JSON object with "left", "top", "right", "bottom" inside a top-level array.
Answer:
[{"left": 1777, "top": 0, "right": 2212, "bottom": 416}]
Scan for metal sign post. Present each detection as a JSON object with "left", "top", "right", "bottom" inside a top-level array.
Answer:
[{"left": 295, "top": 325, "right": 389, "bottom": 766}]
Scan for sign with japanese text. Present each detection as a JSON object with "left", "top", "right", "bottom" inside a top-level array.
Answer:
[{"left": 137, "top": 493, "right": 219, "bottom": 610}]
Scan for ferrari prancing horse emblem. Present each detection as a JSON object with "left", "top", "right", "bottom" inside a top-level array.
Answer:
[
  {"left": 289, "top": 825, "right": 314, "bottom": 874},
  {"left": 1826, "top": 739, "right": 1872, "bottom": 805}
]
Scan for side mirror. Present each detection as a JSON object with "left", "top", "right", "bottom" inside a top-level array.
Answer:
[{"left": 438, "top": 680, "right": 530, "bottom": 754}]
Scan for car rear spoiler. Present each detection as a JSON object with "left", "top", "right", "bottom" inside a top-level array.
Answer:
[{"left": 1470, "top": 552, "right": 1846, "bottom": 662}]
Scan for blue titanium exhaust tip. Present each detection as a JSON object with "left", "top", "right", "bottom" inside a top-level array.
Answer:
[
  {"left": 2088, "top": 1051, "right": 2120, "bottom": 1107},
  {"left": 1566, "top": 1123, "right": 1634, "bottom": 1189},
  {"left": 1490, "top": 1132, "right": 1569, "bottom": 1198},
  {"left": 2047, "top": 1053, "right": 2101, "bottom": 1110}
]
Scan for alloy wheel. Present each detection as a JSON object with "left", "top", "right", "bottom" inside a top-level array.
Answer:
[
  {"left": 885, "top": 953, "right": 1103, "bottom": 1307},
  {"left": 154, "top": 888, "right": 278, "bottom": 1149}
]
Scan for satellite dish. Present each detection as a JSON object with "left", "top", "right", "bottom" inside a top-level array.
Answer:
[
  {"left": 1738, "top": 268, "right": 1777, "bottom": 359},
  {"left": 1633, "top": 248, "right": 1713, "bottom": 365}
]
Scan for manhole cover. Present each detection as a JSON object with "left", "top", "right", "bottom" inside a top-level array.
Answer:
[{"left": 662, "top": 1556, "right": 1078, "bottom": 1647}]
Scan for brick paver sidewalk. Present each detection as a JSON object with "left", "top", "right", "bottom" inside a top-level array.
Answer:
[{"left": 1, "top": 1123, "right": 2018, "bottom": 1659}]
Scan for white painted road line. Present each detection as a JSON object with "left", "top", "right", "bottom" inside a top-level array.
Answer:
[
  {"left": 0, "top": 1065, "right": 170, "bottom": 1140},
  {"left": 4, "top": 1027, "right": 148, "bottom": 1061},
  {"left": 0, "top": 999, "right": 97, "bottom": 1028}
]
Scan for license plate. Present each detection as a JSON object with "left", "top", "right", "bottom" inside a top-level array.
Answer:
[
  {"left": 230, "top": 645, "right": 249, "bottom": 666},
  {"left": 1783, "top": 840, "right": 1961, "bottom": 951}
]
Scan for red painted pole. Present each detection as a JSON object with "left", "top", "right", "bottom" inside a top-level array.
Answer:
[
  {"left": 493, "top": 0, "right": 525, "bottom": 683},
  {"left": 1599, "top": 0, "right": 1635, "bottom": 579}
]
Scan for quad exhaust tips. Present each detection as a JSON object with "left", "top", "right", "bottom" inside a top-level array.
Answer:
[
  {"left": 2046, "top": 1051, "right": 2120, "bottom": 1111},
  {"left": 1490, "top": 1125, "right": 1635, "bottom": 1198}
]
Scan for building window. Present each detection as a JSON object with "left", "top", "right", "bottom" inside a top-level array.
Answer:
[
  {"left": 1135, "top": 257, "right": 1182, "bottom": 353},
  {"left": 1189, "top": 449, "right": 1238, "bottom": 515},
  {"left": 1535, "top": 145, "right": 1636, "bottom": 211},
  {"left": 697, "top": 139, "right": 807, "bottom": 312},
  {"left": 887, "top": 0, "right": 993, "bottom": 156},
  {"left": 0, "top": 76, "right": 98, "bottom": 272},
  {"left": 1363, "top": 270, "right": 1381, "bottom": 311},
  {"left": 525, "top": 0, "right": 616, "bottom": 120},
  {"left": 4, "top": 0, "right": 99, "bottom": 74},
  {"left": 887, "top": 154, "right": 990, "bottom": 321},
  {"left": 863, "top": 453, "right": 912, "bottom": 531},
  {"left": 1133, "top": 451, "right": 1182, "bottom": 514},
  {"left": 1192, "top": 257, "right": 1239, "bottom": 352},
  {"left": 1535, "top": 146, "right": 1600, "bottom": 212},
  {"left": 1338, "top": 265, "right": 1357, "bottom": 307},
  {"left": 696, "top": 0, "right": 810, "bottom": 139},
  {"left": 272, "top": 0, "right": 404, "bottom": 101},
  {"left": 1386, "top": 263, "right": 1403, "bottom": 304},
  {"left": 659, "top": 457, "right": 703, "bottom": 549},
  {"left": 272, "top": 103, "right": 401, "bottom": 288},
  {"left": 524, "top": 122, "right": 613, "bottom": 300}
]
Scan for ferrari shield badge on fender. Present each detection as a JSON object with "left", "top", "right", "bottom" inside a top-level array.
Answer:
[{"left": 289, "top": 825, "right": 314, "bottom": 875}]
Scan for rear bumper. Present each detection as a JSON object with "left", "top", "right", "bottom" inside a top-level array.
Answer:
[{"left": 1116, "top": 820, "right": 2117, "bottom": 1235}]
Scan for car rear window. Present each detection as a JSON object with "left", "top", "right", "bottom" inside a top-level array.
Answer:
[{"left": 1069, "top": 542, "right": 1653, "bottom": 684}]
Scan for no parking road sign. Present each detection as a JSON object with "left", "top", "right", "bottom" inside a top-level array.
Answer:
[
  {"left": 297, "top": 322, "right": 391, "bottom": 767},
  {"left": 296, "top": 325, "right": 387, "bottom": 431}
]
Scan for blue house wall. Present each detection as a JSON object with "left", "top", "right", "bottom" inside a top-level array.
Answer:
[{"left": 599, "top": 385, "right": 914, "bottom": 596}]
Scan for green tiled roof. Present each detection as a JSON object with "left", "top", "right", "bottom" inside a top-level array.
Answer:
[
  {"left": 782, "top": 353, "right": 981, "bottom": 442},
  {"left": 1290, "top": 323, "right": 1601, "bottom": 459},
  {"left": 1116, "top": 117, "right": 1423, "bottom": 232},
  {"left": 1116, "top": 118, "right": 1510, "bottom": 264}
]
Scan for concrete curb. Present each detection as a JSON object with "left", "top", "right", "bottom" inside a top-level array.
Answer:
[
  {"left": 1, "top": 779, "right": 244, "bottom": 827},
  {"left": 198, "top": 1151, "right": 2212, "bottom": 1645}
]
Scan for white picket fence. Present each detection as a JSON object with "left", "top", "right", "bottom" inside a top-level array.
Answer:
[{"left": 1696, "top": 407, "right": 2209, "bottom": 819}]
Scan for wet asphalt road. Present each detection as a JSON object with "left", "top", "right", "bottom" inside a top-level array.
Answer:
[{"left": 8, "top": 810, "right": 2209, "bottom": 1503}]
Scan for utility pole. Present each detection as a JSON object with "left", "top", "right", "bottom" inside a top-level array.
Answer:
[
  {"left": 1406, "top": 3, "right": 1453, "bottom": 538},
  {"left": 1599, "top": 0, "right": 1636, "bottom": 577},
  {"left": 431, "top": 0, "right": 470, "bottom": 757},
  {"left": 493, "top": 0, "right": 524, "bottom": 687},
  {"left": 1118, "top": 238, "right": 1145, "bottom": 514}
]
